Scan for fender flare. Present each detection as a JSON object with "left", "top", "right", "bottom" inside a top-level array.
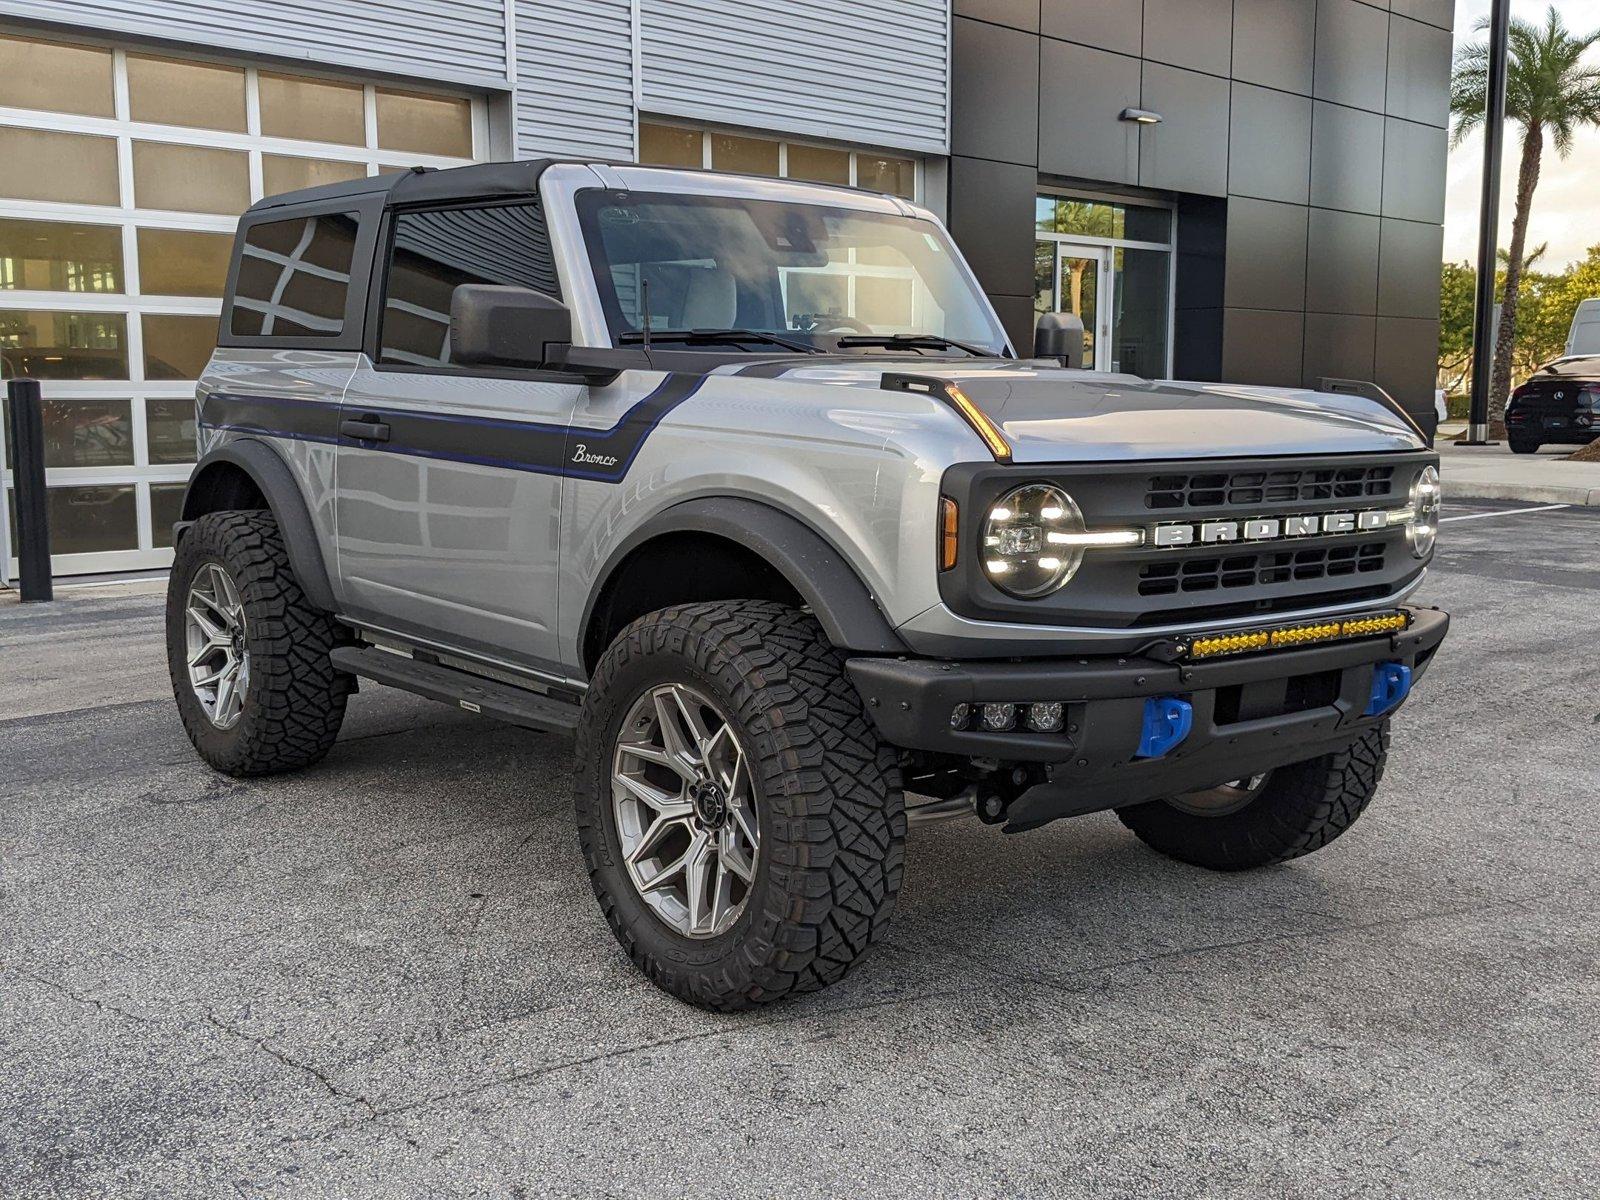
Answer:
[
  {"left": 178, "top": 438, "right": 337, "bottom": 613},
  {"left": 583, "top": 496, "right": 908, "bottom": 658}
]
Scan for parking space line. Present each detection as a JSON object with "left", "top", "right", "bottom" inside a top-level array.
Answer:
[{"left": 1440, "top": 503, "right": 1571, "bottom": 523}]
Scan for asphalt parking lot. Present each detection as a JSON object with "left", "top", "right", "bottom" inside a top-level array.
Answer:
[{"left": 3, "top": 500, "right": 1597, "bottom": 1198}]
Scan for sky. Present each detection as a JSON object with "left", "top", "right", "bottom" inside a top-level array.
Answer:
[{"left": 1442, "top": 0, "right": 1600, "bottom": 269}]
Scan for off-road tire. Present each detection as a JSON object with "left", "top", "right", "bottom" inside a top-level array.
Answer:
[
  {"left": 575, "top": 600, "right": 905, "bottom": 1010},
  {"left": 166, "top": 510, "right": 352, "bottom": 776},
  {"left": 1508, "top": 435, "right": 1540, "bottom": 455},
  {"left": 1116, "top": 722, "right": 1390, "bottom": 871}
]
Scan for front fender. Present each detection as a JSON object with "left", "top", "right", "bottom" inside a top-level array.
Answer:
[{"left": 581, "top": 496, "right": 908, "bottom": 657}]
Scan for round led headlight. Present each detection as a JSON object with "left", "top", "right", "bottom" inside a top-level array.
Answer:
[
  {"left": 982, "top": 484, "right": 1085, "bottom": 597},
  {"left": 1408, "top": 465, "right": 1441, "bottom": 558}
]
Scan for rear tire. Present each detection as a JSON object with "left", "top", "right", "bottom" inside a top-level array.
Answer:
[
  {"left": 575, "top": 600, "right": 905, "bottom": 1010},
  {"left": 1116, "top": 722, "right": 1389, "bottom": 871},
  {"left": 1509, "top": 435, "right": 1540, "bottom": 454},
  {"left": 166, "top": 510, "right": 352, "bottom": 776}
]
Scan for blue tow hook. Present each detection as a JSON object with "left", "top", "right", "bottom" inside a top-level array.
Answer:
[
  {"left": 1135, "top": 696, "right": 1194, "bottom": 759},
  {"left": 1364, "top": 661, "right": 1413, "bottom": 716}
]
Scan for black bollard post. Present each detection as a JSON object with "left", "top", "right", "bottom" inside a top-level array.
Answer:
[{"left": 5, "top": 377, "right": 53, "bottom": 602}]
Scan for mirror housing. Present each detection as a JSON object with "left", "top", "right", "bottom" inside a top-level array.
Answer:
[
  {"left": 1033, "top": 311, "right": 1085, "bottom": 369},
  {"left": 450, "top": 284, "right": 573, "bottom": 370}
]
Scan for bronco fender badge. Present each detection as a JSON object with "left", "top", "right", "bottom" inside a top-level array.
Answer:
[
  {"left": 571, "top": 443, "right": 619, "bottom": 467},
  {"left": 1152, "top": 509, "right": 1392, "bottom": 548}
]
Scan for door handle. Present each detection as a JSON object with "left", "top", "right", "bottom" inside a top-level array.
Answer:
[{"left": 340, "top": 415, "right": 391, "bottom": 442}]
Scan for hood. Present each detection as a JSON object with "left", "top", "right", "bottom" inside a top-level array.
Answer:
[{"left": 720, "top": 359, "right": 1425, "bottom": 462}]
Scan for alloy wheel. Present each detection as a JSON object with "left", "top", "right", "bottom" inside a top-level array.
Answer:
[
  {"left": 610, "top": 683, "right": 760, "bottom": 939},
  {"left": 1168, "top": 772, "right": 1272, "bottom": 817},
  {"left": 184, "top": 563, "right": 250, "bottom": 730}
]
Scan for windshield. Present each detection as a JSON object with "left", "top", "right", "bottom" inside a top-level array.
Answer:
[{"left": 575, "top": 189, "right": 1008, "bottom": 354}]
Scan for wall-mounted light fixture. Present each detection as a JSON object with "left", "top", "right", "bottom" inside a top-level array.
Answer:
[{"left": 1119, "top": 108, "right": 1163, "bottom": 125}]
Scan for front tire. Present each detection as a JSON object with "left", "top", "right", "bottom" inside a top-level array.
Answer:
[
  {"left": 1116, "top": 723, "right": 1389, "bottom": 871},
  {"left": 166, "top": 510, "right": 352, "bottom": 776},
  {"left": 575, "top": 601, "right": 905, "bottom": 1010}
]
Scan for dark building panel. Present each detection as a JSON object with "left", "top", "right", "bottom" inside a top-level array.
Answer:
[
  {"left": 1386, "top": 15, "right": 1452, "bottom": 128},
  {"left": 948, "top": 155, "right": 1039, "bottom": 298},
  {"left": 1391, "top": 0, "right": 1455, "bottom": 32},
  {"left": 1306, "top": 208, "right": 1380, "bottom": 316},
  {"left": 1223, "top": 308, "right": 1305, "bottom": 387},
  {"left": 952, "top": 17, "right": 1040, "bottom": 166},
  {"left": 954, "top": 0, "right": 1041, "bottom": 34},
  {"left": 1143, "top": 0, "right": 1232, "bottom": 79},
  {"left": 1038, "top": 39, "right": 1141, "bottom": 184},
  {"left": 1176, "top": 194, "right": 1229, "bottom": 313},
  {"left": 1229, "top": 82, "right": 1312, "bottom": 205},
  {"left": 1378, "top": 217, "right": 1446, "bottom": 319},
  {"left": 991, "top": 293, "right": 1039, "bottom": 353},
  {"left": 1382, "top": 117, "right": 1449, "bottom": 222},
  {"left": 1309, "top": 101, "right": 1385, "bottom": 214},
  {"left": 1313, "top": 0, "right": 1390, "bottom": 114},
  {"left": 1174, "top": 307, "right": 1224, "bottom": 381},
  {"left": 1225, "top": 198, "right": 1308, "bottom": 311},
  {"left": 1139, "top": 63, "right": 1229, "bottom": 197},
  {"left": 1303, "top": 311, "right": 1377, "bottom": 389},
  {"left": 1232, "top": 0, "right": 1316, "bottom": 95},
  {"left": 1041, "top": 0, "right": 1142, "bottom": 57},
  {"left": 1376, "top": 316, "right": 1442, "bottom": 411}
]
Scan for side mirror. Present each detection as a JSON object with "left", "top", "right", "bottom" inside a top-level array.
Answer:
[
  {"left": 450, "top": 284, "right": 572, "bottom": 370},
  {"left": 1034, "top": 311, "right": 1085, "bottom": 369}
]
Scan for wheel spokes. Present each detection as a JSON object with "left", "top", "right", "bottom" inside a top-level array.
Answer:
[{"left": 612, "top": 682, "right": 761, "bottom": 940}]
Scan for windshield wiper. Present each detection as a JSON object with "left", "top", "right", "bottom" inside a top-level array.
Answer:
[
  {"left": 832, "top": 332, "right": 997, "bottom": 357},
  {"left": 618, "top": 328, "right": 821, "bottom": 354}
]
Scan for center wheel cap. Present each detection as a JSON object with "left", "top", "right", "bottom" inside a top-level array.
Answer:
[{"left": 690, "top": 779, "right": 728, "bottom": 830}]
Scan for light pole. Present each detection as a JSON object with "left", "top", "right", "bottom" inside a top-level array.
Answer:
[{"left": 1464, "top": 0, "right": 1513, "bottom": 446}]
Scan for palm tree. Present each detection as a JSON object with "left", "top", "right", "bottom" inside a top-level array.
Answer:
[{"left": 1452, "top": 6, "right": 1600, "bottom": 429}]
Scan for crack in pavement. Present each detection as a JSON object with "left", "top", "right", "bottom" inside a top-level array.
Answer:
[
  {"left": 895, "top": 888, "right": 1578, "bottom": 1002},
  {"left": 274, "top": 981, "right": 989, "bottom": 1147},
  {"left": 203, "top": 1009, "right": 376, "bottom": 1118}
]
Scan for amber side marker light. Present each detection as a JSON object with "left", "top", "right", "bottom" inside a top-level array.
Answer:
[
  {"left": 1183, "top": 610, "right": 1411, "bottom": 661},
  {"left": 880, "top": 372, "right": 1013, "bottom": 462},
  {"left": 939, "top": 497, "right": 960, "bottom": 570}
]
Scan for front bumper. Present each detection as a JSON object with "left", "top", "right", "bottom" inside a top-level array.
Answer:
[{"left": 847, "top": 605, "right": 1448, "bottom": 827}]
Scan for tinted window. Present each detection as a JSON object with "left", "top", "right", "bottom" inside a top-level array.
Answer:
[
  {"left": 230, "top": 211, "right": 358, "bottom": 337},
  {"left": 378, "top": 203, "right": 559, "bottom": 368},
  {"left": 1540, "top": 355, "right": 1600, "bottom": 377}
]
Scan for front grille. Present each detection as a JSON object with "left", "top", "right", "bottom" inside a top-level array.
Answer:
[
  {"left": 1137, "top": 541, "right": 1387, "bottom": 597},
  {"left": 1145, "top": 465, "right": 1397, "bottom": 510}
]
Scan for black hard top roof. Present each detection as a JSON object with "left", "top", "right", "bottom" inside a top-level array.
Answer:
[{"left": 246, "top": 158, "right": 563, "bottom": 213}]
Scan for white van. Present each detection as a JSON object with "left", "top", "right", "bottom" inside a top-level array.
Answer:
[{"left": 1566, "top": 298, "right": 1600, "bottom": 356}]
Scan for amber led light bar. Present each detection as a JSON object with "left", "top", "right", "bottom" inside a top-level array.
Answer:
[
  {"left": 1181, "top": 610, "right": 1411, "bottom": 661},
  {"left": 880, "top": 373, "right": 1012, "bottom": 462}
]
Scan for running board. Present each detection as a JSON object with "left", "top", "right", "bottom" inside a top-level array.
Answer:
[{"left": 330, "top": 646, "right": 581, "bottom": 733}]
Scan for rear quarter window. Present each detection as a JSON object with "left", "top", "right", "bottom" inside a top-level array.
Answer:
[{"left": 229, "top": 211, "right": 360, "bottom": 338}]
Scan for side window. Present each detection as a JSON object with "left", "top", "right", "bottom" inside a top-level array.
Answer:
[
  {"left": 229, "top": 211, "right": 359, "bottom": 338},
  {"left": 378, "top": 202, "right": 559, "bottom": 368}
]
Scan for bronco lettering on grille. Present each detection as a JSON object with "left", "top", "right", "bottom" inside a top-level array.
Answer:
[{"left": 1152, "top": 510, "right": 1390, "bottom": 548}]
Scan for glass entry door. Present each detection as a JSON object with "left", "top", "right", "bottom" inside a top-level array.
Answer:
[
  {"left": 1034, "top": 193, "right": 1174, "bottom": 379},
  {"left": 1050, "top": 244, "right": 1110, "bottom": 371}
]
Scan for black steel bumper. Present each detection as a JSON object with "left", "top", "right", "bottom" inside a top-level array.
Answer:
[{"left": 847, "top": 605, "right": 1449, "bottom": 829}]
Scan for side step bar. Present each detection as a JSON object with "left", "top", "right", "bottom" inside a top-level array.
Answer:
[{"left": 330, "top": 646, "right": 581, "bottom": 733}]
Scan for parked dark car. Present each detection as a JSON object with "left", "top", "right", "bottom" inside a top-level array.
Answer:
[{"left": 1506, "top": 356, "right": 1600, "bottom": 454}]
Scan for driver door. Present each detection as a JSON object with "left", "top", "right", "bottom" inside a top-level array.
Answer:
[{"left": 334, "top": 201, "right": 581, "bottom": 672}]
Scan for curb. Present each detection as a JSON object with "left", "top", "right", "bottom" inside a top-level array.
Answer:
[{"left": 1442, "top": 481, "right": 1600, "bottom": 506}]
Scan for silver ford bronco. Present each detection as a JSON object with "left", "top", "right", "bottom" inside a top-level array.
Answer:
[{"left": 168, "top": 160, "right": 1449, "bottom": 1009}]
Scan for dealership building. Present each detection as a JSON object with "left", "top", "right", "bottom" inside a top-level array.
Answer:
[{"left": 0, "top": 0, "right": 1452, "bottom": 578}]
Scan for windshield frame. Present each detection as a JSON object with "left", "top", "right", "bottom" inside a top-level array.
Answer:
[{"left": 571, "top": 184, "right": 1009, "bottom": 357}]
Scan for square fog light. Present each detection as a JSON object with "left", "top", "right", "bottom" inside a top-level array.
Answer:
[
  {"left": 981, "top": 703, "right": 1017, "bottom": 732},
  {"left": 1026, "top": 701, "right": 1065, "bottom": 733}
]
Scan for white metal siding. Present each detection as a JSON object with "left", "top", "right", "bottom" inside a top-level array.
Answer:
[
  {"left": 4, "top": 0, "right": 511, "bottom": 91},
  {"left": 638, "top": 0, "right": 949, "bottom": 155},
  {"left": 514, "top": 0, "right": 635, "bottom": 159}
]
